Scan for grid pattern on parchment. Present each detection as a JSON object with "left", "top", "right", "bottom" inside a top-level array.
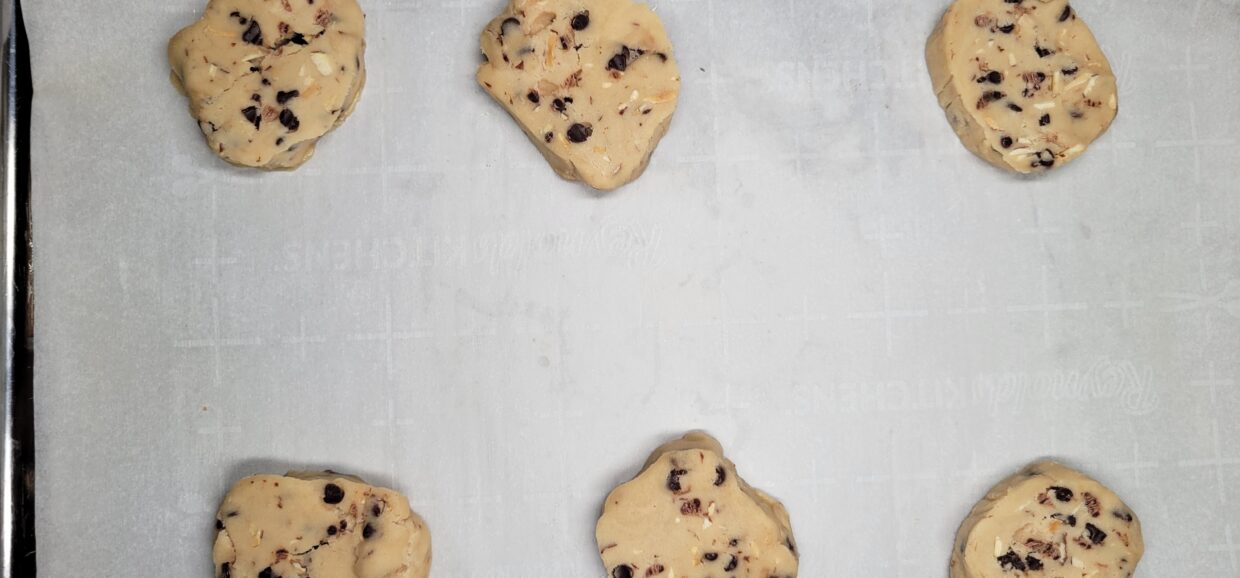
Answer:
[{"left": 25, "top": 0, "right": 1240, "bottom": 576}]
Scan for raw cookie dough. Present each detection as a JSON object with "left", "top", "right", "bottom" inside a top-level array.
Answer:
[
  {"left": 596, "top": 432, "right": 799, "bottom": 578},
  {"left": 926, "top": 0, "right": 1118, "bottom": 173},
  {"left": 169, "top": 0, "right": 366, "bottom": 169},
  {"left": 213, "top": 472, "right": 431, "bottom": 578},
  {"left": 951, "top": 460, "right": 1143, "bottom": 577},
  {"left": 476, "top": 0, "right": 681, "bottom": 190}
]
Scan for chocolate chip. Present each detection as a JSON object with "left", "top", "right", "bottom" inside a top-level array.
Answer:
[
  {"left": 276, "top": 137, "right": 284, "bottom": 146},
  {"left": 258, "top": 568, "right": 274, "bottom": 578},
  {"left": 606, "top": 46, "right": 642, "bottom": 72},
  {"left": 998, "top": 23, "right": 1015, "bottom": 34},
  {"left": 1035, "top": 45, "right": 1054, "bottom": 58},
  {"left": 1025, "top": 555, "right": 1044, "bottom": 571},
  {"left": 607, "top": 51, "right": 629, "bottom": 72},
  {"left": 566, "top": 123, "right": 592, "bottom": 143},
  {"left": 714, "top": 465, "right": 727, "bottom": 486},
  {"left": 1000, "top": 136, "right": 1014, "bottom": 148},
  {"left": 1039, "top": 114, "right": 1051, "bottom": 126},
  {"left": 288, "top": 32, "right": 308, "bottom": 45},
  {"left": 527, "top": 90, "right": 540, "bottom": 104},
  {"left": 1053, "top": 512, "right": 1078, "bottom": 527},
  {"left": 1085, "top": 522, "right": 1107, "bottom": 545},
  {"left": 552, "top": 98, "right": 567, "bottom": 112},
  {"left": 323, "top": 483, "right": 344, "bottom": 504},
  {"left": 1037, "top": 150, "right": 1056, "bottom": 167},
  {"left": 363, "top": 523, "right": 375, "bottom": 539},
  {"left": 704, "top": 553, "right": 718, "bottom": 561},
  {"left": 1059, "top": 5, "right": 1073, "bottom": 21},
  {"left": 997, "top": 550, "right": 1027, "bottom": 571},
  {"left": 372, "top": 504, "right": 381, "bottom": 517},
  {"left": 276, "top": 90, "right": 300, "bottom": 104},
  {"left": 723, "top": 556, "right": 738, "bottom": 572},
  {"left": 220, "top": 562, "right": 232, "bottom": 578},
  {"left": 656, "top": 52, "right": 668, "bottom": 62},
  {"left": 241, "top": 106, "right": 261, "bottom": 130},
  {"left": 1113, "top": 510, "right": 1134, "bottom": 523},
  {"left": 251, "top": 94, "right": 261, "bottom": 102},
  {"left": 1049, "top": 486, "right": 1074, "bottom": 502},
  {"left": 612, "top": 565, "right": 633, "bottom": 578},
  {"left": 242, "top": 21, "right": 264, "bottom": 45},
  {"left": 544, "top": 131, "right": 554, "bottom": 143},
  {"left": 215, "top": 519, "right": 224, "bottom": 530},
  {"left": 986, "top": 71, "right": 1003, "bottom": 84},
  {"left": 666, "top": 468, "right": 687, "bottom": 492},
  {"left": 279, "top": 109, "right": 300, "bottom": 132},
  {"left": 680, "top": 498, "right": 702, "bottom": 515},
  {"left": 1062, "top": 65, "right": 1079, "bottom": 76},
  {"left": 327, "top": 525, "right": 337, "bottom": 536},
  {"left": 977, "top": 90, "right": 1006, "bottom": 109},
  {"left": 571, "top": 11, "right": 590, "bottom": 31},
  {"left": 340, "top": 520, "right": 348, "bottom": 530},
  {"left": 1008, "top": 103, "right": 1023, "bottom": 112}
]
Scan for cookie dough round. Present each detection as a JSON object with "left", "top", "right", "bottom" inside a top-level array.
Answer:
[
  {"left": 596, "top": 432, "right": 799, "bottom": 578},
  {"left": 169, "top": 0, "right": 366, "bottom": 169},
  {"left": 951, "top": 461, "right": 1143, "bottom": 578},
  {"left": 926, "top": 0, "right": 1117, "bottom": 173},
  {"left": 213, "top": 472, "right": 431, "bottom": 578},
  {"left": 477, "top": 0, "right": 681, "bottom": 191}
]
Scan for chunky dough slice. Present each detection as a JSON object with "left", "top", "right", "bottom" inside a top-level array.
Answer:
[
  {"left": 926, "top": 0, "right": 1117, "bottom": 173},
  {"left": 951, "top": 461, "right": 1143, "bottom": 577},
  {"left": 213, "top": 472, "right": 431, "bottom": 578},
  {"left": 477, "top": 0, "right": 681, "bottom": 190},
  {"left": 596, "top": 432, "right": 799, "bottom": 578},
  {"left": 169, "top": 0, "right": 366, "bottom": 169}
]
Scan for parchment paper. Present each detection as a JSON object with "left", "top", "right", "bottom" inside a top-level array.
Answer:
[{"left": 26, "top": 0, "right": 1240, "bottom": 576}]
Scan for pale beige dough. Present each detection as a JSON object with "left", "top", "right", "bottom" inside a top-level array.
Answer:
[
  {"left": 951, "top": 461, "right": 1143, "bottom": 578},
  {"left": 169, "top": 0, "right": 366, "bottom": 169},
  {"left": 477, "top": 0, "right": 681, "bottom": 191},
  {"left": 213, "top": 472, "right": 431, "bottom": 578},
  {"left": 926, "top": 0, "right": 1118, "bottom": 173},
  {"left": 596, "top": 432, "right": 799, "bottom": 578}
]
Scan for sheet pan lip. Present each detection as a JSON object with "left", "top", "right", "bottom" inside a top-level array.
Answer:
[{"left": 1, "top": 0, "right": 34, "bottom": 575}]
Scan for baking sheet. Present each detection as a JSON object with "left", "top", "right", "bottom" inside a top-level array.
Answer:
[{"left": 25, "top": 0, "right": 1240, "bottom": 576}]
